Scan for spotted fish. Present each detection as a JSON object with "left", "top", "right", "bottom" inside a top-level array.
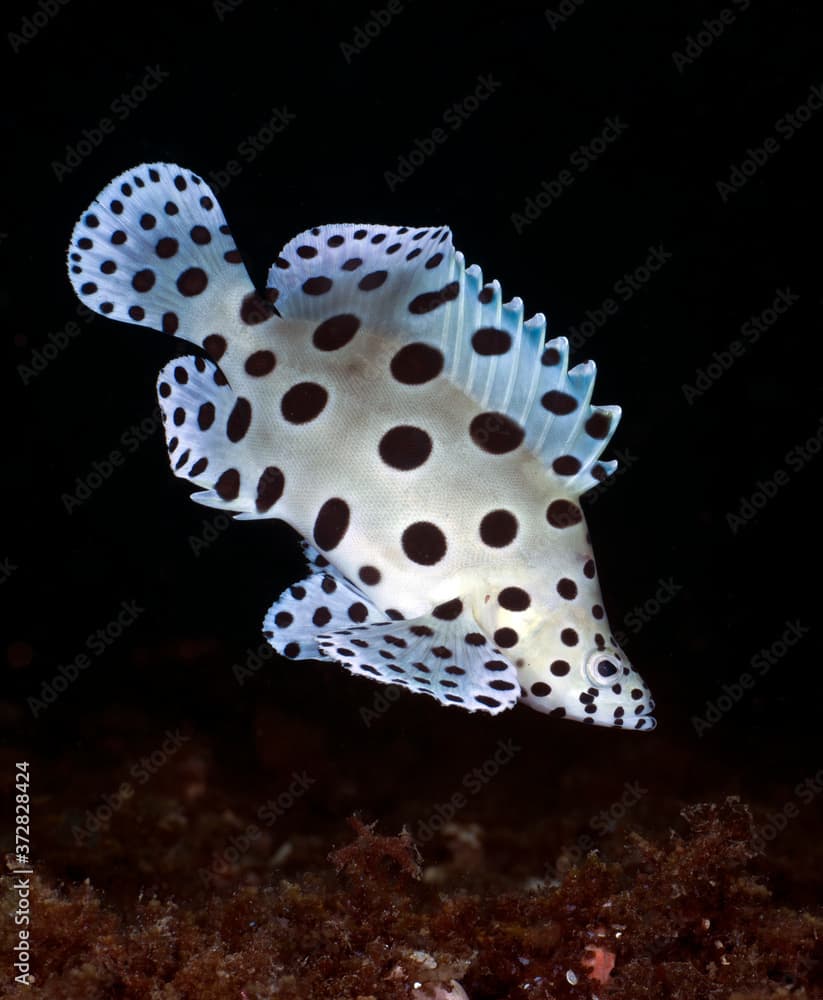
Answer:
[{"left": 66, "top": 162, "right": 655, "bottom": 730}]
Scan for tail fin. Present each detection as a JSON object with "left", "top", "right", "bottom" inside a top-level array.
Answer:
[{"left": 66, "top": 163, "right": 260, "bottom": 350}]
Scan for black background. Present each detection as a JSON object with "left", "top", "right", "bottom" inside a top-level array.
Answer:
[{"left": 4, "top": 0, "right": 822, "bottom": 893}]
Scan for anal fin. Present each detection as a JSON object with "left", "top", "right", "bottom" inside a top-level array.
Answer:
[{"left": 264, "top": 544, "right": 520, "bottom": 715}]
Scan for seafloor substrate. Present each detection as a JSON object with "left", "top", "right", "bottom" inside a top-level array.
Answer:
[
  {"left": 2, "top": 778, "right": 822, "bottom": 997},
  {"left": 3, "top": 654, "right": 822, "bottom": 999}
]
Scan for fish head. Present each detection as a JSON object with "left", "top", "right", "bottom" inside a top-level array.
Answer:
[
  {"left": 485, "top": 536, "right": 657, "bottom": 730},
  {"left": 525, "top": 593, "right": 656, "bottom": 730},
  {"left": 524, "top": 618, "right": 657, "bottom": 731}
]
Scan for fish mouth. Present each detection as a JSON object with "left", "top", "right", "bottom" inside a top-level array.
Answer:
[
  {"left": 572, "top": 699, "right": 657, "bottom": 730},
  {"left": 614, "top": 697, "right": 656, "bottom": 731},
  {"left": 632, "top": 702, "right": 657, "bottom": 731}
]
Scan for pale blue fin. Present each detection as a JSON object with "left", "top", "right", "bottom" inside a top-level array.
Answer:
[
  {"left": 263, "top": 543, "right": 519, "bottom": 715},
  {"left": 266, "top": 224, "right": 621, "bottom": 494},
  {"left": 155, "top": 356, "right": 285, "bottom": 518},
  {"left": 67, "top": 162, "right": 257, "bottom": 351},
  {"left": 262, "top": 544, "right": 385, "bottom": 663}
]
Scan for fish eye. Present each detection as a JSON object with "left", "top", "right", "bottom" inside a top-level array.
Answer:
[{"left": 585, "top": 650, "right": 620, "bottom": 687}]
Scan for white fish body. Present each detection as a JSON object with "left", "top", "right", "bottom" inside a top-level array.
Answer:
[{"left": 67, "top": 163, "right": 655, "bottom": 730}]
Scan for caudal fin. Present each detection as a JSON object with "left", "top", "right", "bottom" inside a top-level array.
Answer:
[{"left": 66, "top": 163, "right": 257, "bottom": 348}]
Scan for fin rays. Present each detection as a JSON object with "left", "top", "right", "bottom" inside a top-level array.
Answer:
[
  {"left": 265, "top": 221, "right": 621, "bottom": 494},
  {"left": 67, "top": 162, "right": 256, "bottom": 350},
  {"left": 264, "top": 545, "right": 520, "bottom": 715}
]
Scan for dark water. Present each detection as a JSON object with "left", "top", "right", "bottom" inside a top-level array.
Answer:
[{"left": 5, "top": 0, "right": 822, "bottom": 951}]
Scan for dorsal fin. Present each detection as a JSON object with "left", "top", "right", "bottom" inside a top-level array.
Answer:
[{"left": 266, "top": 224, "right": 621, "bottom": 494}]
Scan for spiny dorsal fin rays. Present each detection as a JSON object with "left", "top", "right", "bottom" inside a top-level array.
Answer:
[
  {"left": 528, "top": 341, "right": 621, "bottom": 492},
  {"left": 564, "top": 407, "right": 621, "bottom": 493},
  {"left": 450, "top": 264, "right": 486, "bottom": 397},
  {"left": 480, "top": 297, "right": 525, "bottom": 413},
  {"left": 67, "top": 163, "right": 259, "bottom": 354},
  {"left": 544, "top": 360, "right": 597, "bottom": 458},
  {"left": 510, "top": 314, "right": 548, "bottom": 425},
  {"left": 265, "top": 222, "right": 621, "bottom": 495},
  {"left": 263, "top": 544, "right": 520, "bottom": 715}
]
